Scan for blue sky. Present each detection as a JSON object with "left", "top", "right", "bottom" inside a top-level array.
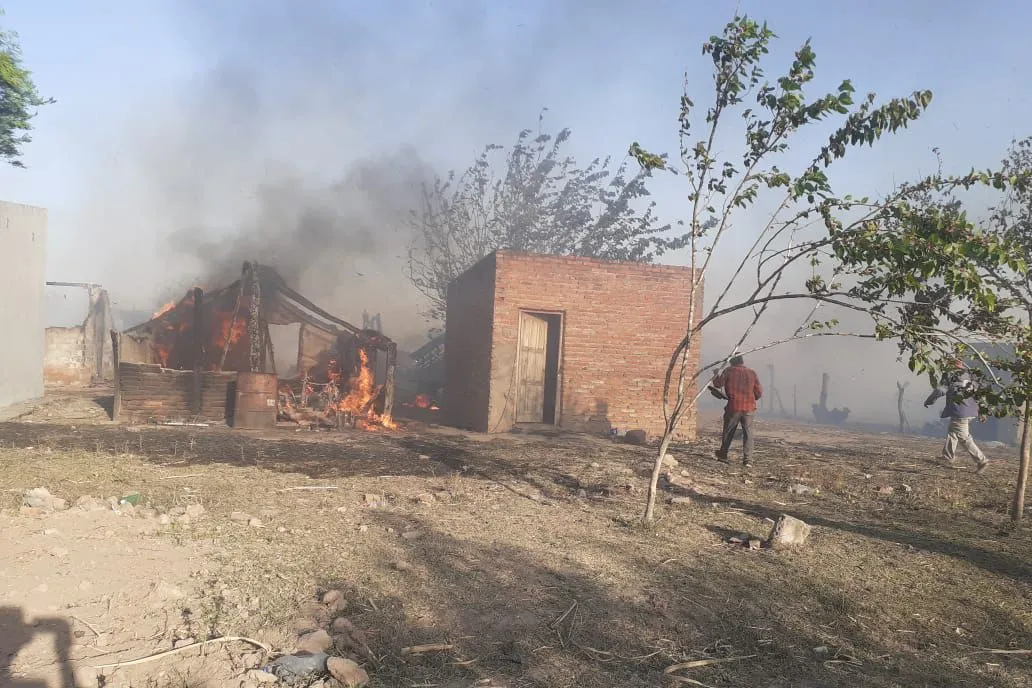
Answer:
[
  {"left": 3, "top": 0, "right": 1027, "bottom": 285},
  {"left": 1, "top": 0, "right": 1029, "bottom": 421}
]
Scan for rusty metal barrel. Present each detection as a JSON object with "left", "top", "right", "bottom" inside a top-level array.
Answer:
[{"left": 233, "top": 372, "right": 278, "bottom": 429}]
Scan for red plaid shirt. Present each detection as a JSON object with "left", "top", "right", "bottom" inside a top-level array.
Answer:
[{"left": 714, "top": 364, "right": 763, "bottom": 413}]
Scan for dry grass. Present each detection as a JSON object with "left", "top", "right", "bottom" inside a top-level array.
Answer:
[{"left": 1, "top": 408, "right": 1031, "bottom": 687}]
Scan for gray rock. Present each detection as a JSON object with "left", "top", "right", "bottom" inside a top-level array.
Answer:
[
  {"left": 24, "top": 488, "right": 67, "bottom": 512},
  {"left": 661, "top": 453, "right": 679, "bottom": 468},
  {"left": 767, "top": 514, "right": 812, "bottom": 548},
  {"left": 266, "top": 652, "right": 329, "bottom": 685}
]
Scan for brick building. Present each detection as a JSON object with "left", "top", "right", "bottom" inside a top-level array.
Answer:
[{"left": 444, "top": 251, "right": 703, "bottom": 439}]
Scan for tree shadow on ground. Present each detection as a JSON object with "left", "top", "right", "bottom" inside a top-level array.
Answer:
[
  {"left": 314, "top": 512, "right": 1029, "bottom": 688},
  {"left": 664, "top": 479, "right": 1032, "bottom": 585},
  {"left": 2, "top": 420, "right": 1029, "bottom": 589}
]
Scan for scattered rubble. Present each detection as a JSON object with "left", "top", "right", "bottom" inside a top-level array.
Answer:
[
  {"left": 321, "top": 589, "right": 345, "bottom": 608},
  {"left": 788, "top": 484, "right": 818, "bottom": 496},
  {"left": 624, "top": 429, "right": 647, "bottom": 446},
  {"left": 23, "top": 487, "right": 67, "bottom": 513},
  {"left": 327, "top": 657, "right": 369, "bottom": 687},
  {"left": 246, "top": 669, "right": 279, "bottom": 684},
  {"left": 297, "top": 629, "right": 333, "bottom": 654},
  {"left": 74, "top": 495, "right": 107, "bottom": 512}
]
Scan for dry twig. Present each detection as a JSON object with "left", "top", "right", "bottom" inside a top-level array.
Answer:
[
  {"left": 401, "top": 643, "right": 455, "bottom": 655},
  {"left": 92, "top": 636, "right": 271, "bottom": 669},
  {"left": 665, "top": 655, "right": 756, "bottom": 673}
]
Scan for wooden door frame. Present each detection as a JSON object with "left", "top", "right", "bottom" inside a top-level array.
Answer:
[{"left": 514, "top": 309, "right": 565, "bottom": 426}]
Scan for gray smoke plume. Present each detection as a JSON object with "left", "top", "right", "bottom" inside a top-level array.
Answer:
[{"left": 79, "top": 2, "right": 478, "bottom": 350}]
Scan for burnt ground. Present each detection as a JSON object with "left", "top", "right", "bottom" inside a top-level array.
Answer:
[{"left": 0, "top": 390, "right": 1030, "bottom": 687}]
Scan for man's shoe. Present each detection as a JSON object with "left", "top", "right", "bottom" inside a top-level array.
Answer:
[
  {"left": 743, "top": 458, "right": 752, "bottom": 469},
  {"left": 714, "top": 450, "right": 729, "bottom": 463},
  {"left": 976, "top": 459, "right": 989, "bottom": 475}
]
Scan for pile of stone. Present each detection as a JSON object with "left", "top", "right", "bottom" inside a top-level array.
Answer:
[
  {"left": 241, "top": 589, "right": 371, "bottom": 688},
  {"left": 19, "top": 486, "right": 208, "bottom": 525}
]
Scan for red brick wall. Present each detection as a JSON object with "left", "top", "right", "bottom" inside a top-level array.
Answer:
[
  {"left": 486, "top": 251, "right": 703, "bottom": 439},
  {"left": 443, "top": 253, "right": 497, "bottom": 432}
]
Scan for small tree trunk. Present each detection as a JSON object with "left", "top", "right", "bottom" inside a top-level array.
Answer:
[
  {"left": 644, "top": 428, "right": 675, "bottom": 522},
  {"left": 1010, "top": 404, "right": 1031, "bottom": 522},
  {"left": 896, "top": 381, "right": 908, "bottom": 435}
]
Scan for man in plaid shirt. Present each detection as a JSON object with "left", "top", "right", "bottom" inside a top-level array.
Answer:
[{"left": 711, "top": 355, "right": 763, "bottom": 467}]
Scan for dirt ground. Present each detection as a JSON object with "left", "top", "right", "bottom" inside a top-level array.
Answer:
[{"left": 1, "top": 389, "right": 1030, "bottom": 688}]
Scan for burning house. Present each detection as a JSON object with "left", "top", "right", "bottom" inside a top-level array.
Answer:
[
  {"left": 444, "top": 251, "right": 703, "bottom": 439},
  {"left": 112, "top": 262, "right": 396, "bottom": 429}
]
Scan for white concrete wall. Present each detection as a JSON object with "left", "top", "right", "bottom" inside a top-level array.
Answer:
[{"left": 0, "top": 201, "right": 48, "bottom": 408}]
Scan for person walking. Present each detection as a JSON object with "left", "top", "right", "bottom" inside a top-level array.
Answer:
[
  {"left": 711, "top": 355, "right": 763, "bottom": 467},
  {"left": 924, "top": 359, "right": 989, "bottom": 473}
]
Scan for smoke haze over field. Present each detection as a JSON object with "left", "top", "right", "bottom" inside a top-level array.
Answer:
[{"left": 8, "top": 1, "right": 1029, "bottom": 425}]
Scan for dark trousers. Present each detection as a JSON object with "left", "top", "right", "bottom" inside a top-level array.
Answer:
[{"left": 720, "top": 410, "right": 754, "bottom": 461}]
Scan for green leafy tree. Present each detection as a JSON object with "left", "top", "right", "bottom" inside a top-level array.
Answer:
[
  {"left": 407, "top": 111, "right": 670, "bottom": 324},
  {"left": 0, "top": 9, "right": 51, "bottom": 167},
  {"left": 630, "top": 16, "right": 1023, "bottom": 522},
  {"left": 886, "top": 141, "right": 1032, "bottom": 520}
]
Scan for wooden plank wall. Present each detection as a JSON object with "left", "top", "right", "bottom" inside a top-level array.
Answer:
[{"left": 115, "top": 362, "right": 237, "bottom": 422}]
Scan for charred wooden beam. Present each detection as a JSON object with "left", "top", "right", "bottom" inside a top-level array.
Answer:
[
  {"left": 111, "top": 330, "right": 122, "bottom": 420},
  {"left": 248, "top": 261, "right": 262, "bottom": 373},
  {"left": 265, "top": 319, "right": 277, "bottom": 377},
  {"left": 219, "top": 265, "right": 249, "bottom": 372},
  {"left": 46, "top": 281, "right": 102, "bottom": 289},
  {"left": 383, "top": 341, "right": 397, "bottom": 425},
  {"left": 191, "top": 288, "right": 204, "bottom": 417}
]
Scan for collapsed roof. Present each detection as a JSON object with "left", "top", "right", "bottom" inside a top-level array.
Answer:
[{"left": 120, "top": 262, "right": 395, "bottom": 374}]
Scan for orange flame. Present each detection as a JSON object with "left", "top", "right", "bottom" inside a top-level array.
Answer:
[
  {"left": 338, "top": 350, "right": 374, "bottom": 414},
  {"left": 214, "top": 315, "right": 247, "bottom": 350},
  {"left": 152, "top": 299, "right": 177, "bottom": 320},
  {"left": 336, "top": 350, "right": 395, "bottom": 430}
]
